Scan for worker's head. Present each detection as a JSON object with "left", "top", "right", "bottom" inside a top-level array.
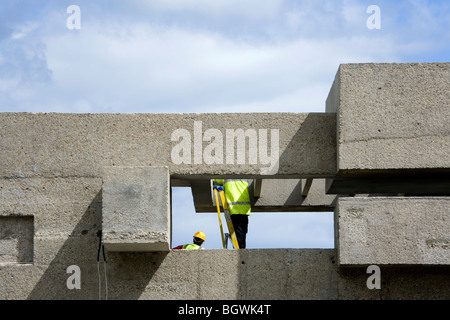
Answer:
[{"left": 193, "top": 231, "right": 205, "bottom": 245}]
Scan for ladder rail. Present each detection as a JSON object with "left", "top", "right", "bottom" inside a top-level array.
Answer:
[
  {"left": 214, "top": 188, "right": 227, "bottom": 249},
  {"left": 213, "top": 185, "right": 240, "bottom": 249},
  {"left": 217, "top": 188, "right": 240, "bottom": 249}
]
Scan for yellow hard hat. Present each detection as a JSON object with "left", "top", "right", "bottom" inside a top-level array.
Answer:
[{"left": 194, "top": 231, "right": 206, "bottom": 241}]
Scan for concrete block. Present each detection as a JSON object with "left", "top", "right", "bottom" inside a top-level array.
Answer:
[
  {"left": 335, "top": 197, "right": 450, "bottom": 266},
  {"left": 102, "top": 166, "right": 171, "bottom": 252},
  {"left": 326, "top": 63, "right": 450, "bottom": 194}
]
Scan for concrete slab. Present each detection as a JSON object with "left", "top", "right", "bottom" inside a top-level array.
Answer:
[
  {"left": 101, "top": 166, "right": 171, "bottom": 252},
  {"left": 335, "top": 197, "right": 450, "bottom": 266}
]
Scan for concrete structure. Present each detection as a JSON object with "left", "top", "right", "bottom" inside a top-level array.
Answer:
[
  {"left": 0, "top": 62, "right": 449, "bottom": 300},
  {"left": 102, "top": 166, "right": 171, "bottom": 252}
]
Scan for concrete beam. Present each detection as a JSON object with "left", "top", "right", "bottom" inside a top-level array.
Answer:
[
  {"left": 102, "top": 166, "right": 171, "bottom": 252},
  {"left": 326, "top": 62, "right": 450, "bottom": 194},
  {"left": 0, "top": 112, "right": 336, "bottom": 182},
  {"left": 335, "top": 197, "right": 450, "bottom": 266}
]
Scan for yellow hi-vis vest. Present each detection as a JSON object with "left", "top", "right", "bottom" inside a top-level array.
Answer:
[
  {"left": 182, "top": 244, "right": 204, "bottom": 250},
  {"left": 214, "top": 179, "right": 251, "bottom": 215}
]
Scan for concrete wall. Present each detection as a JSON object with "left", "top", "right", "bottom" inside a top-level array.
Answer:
[
  {"left": 2, "top": 174, "right": 447, "bottom": 299},
  {"left": 2, "top": 247, "right": 450, "bottom": 300}
]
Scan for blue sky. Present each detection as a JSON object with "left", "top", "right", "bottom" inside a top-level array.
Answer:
[{"left": 1, "top": 1, "right": 449, "bottom": 249}]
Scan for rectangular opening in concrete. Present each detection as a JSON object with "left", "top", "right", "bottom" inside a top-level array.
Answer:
[
  {"left": 171, "top": 187, "right": 334, "bottom": 249},
  {"left": 0, "top": 216, "right": 34, "bottom": 264}
]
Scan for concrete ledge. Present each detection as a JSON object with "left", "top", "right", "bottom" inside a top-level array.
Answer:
[
  {"left": 335, "top": 197, "right": 450, "bottom": 266},
  {"left": 102, "top": 166, "right": 171, "bottom": 252}
]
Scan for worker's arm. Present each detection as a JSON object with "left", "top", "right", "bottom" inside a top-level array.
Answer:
[
  {"left": 172, "top": 245, "right": 183, "bottom": 250},
  {"left": 213, "top": 179, "right": 224, "bottom": 186}
]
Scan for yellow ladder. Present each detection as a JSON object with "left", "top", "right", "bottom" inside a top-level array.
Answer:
[{"left": 213, "top": 186, "right": 240, "bottom": 249}]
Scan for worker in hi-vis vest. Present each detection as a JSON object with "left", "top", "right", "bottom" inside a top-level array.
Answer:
[
  {"left": 172, "top": 231, "right": 206, "bottom": 250},
  {"left": 213, "top": 179, "right": 251, "bottom": 249}
]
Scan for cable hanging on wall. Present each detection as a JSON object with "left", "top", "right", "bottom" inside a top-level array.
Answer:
[{"left": 97, "top": 230, "right": 108, "bottom": 300}]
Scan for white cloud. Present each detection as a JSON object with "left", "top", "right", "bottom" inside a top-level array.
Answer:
[
  {"left": 10, "top": 21, "right": 39, "bottom": 39},
  {"left": 36, "top": 19, "right": 401, "bottom": 114},
  {"left": 3, "top": 1, "right": 447, "bottom": 114}
]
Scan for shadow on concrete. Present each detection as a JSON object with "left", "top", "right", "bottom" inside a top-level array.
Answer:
[
  {"left": 337, "top": 265, "right": 450, "bottom": 300},
  {"left": 27, "top": 190, "right": 102, "bottom": 299},
  {"left": 27, "top": 189, "right": 167, "bottom": 300},
  {"left": 104, "top": 251, "right": 169, "bottom": 299}
]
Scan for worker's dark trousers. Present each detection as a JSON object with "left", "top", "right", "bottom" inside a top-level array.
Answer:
[{"left": 231, "top": 214, "right": 248, "bottom": 249}]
